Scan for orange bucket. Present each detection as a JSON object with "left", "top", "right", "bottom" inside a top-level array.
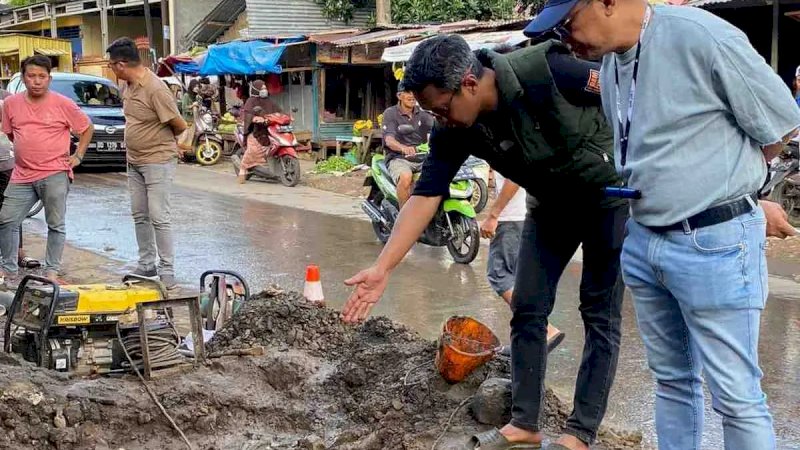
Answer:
[{"left": 435, "top": 316, "right": 501, "bottom": 383}]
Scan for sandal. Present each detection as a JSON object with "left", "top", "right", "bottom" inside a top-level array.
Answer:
[
  {"left": 470, "top": 429, "right": 542, "bottom": 449},
  {"left": 545, "top": 445, "right": 572, "bottom": 450},
  {"left": 19, "top": 257, "right": 40, "bottom": 269}
]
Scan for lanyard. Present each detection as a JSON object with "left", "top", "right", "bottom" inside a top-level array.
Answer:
[{"left": 614, "top": 4, "right": 652, "bottom": 168}]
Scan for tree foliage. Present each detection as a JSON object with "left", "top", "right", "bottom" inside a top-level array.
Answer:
[
  {"left": 314, "top": 0, "right": 548, "bottom": 24},
  {"left": 8, "top": 0, "right": 40, "bottom": 6}
]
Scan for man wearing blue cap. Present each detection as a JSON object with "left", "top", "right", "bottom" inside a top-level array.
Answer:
[
  {"left": 526, "top": 1, "right": 799, "bottom": 449},
  {"left": 343, "top": 34, "right": 625, "bottom": 450}
]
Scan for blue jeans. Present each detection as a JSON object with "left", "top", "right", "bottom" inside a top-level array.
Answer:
[
  {"left": 0, "top": 172, "right": 69, "bottom": 274},
  {"left": 622, "top": 204, "right": 775, "bottom": 450}
]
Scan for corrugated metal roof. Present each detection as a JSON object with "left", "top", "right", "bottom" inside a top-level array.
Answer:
[
  {"left": 382, "top": 30, "right": 529, "bottom": 62},
  {"left": 246, "top": 0, "right": 373, "bottom": 37},
  {"left": 309, "top": 18, "right": 531, "bottom": 47},
  {"left": 184, "top": 0, "right": 247, "bottom": 45},
  {"left": 683, "top": 0, "right": 733, "bottom": 6}
]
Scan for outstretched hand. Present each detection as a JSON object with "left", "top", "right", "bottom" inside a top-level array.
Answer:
[{"left": 341, "top": 266, "right": 390, "bottom": 323}]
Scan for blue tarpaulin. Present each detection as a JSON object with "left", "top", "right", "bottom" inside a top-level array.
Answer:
[{"left": 199, "top": 38, "right": 304, "bottom": 76}]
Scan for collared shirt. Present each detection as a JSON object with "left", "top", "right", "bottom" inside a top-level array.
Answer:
[
  {"left": 600, "top": 5, "right": 800, "bottom": 226},
  {"left": 1, "top": 92, "right": 90, "bottom": 183},
  {"left": 381, "top": 105, "right": 434, "bottom": 159},
  {"left": 122, "top": 70, "right": 182, "bottom": 165}
]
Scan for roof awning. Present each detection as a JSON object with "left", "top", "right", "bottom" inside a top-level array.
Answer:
[
  {"left": 381, "top": 30, "right": 529, "bottom": 63},
  {"left": 198, "top": 37, "right": 304, "bottom": 76},
  {"left": 34, "top": 48, "right": 67, "bottom": 56}
]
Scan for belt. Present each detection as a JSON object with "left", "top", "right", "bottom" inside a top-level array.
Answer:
[{"left": 646, "top": 193, "right": 758, "bottom": 234}]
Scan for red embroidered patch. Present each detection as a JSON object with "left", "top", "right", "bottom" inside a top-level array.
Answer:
[{"left": 585, "top": 69, "right": 601, "bottom": 94}]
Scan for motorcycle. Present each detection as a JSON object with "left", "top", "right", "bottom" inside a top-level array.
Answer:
[
  {"left": 187, "top": 103, "right": 224, "bottom": 166},
  {"left": 230, "top": 109, "right": 302, "bottom": 187},
  {"left": 362, "top": 151, "right": 480, "bottom": 264},
  {"left": 456, "top": 156, "right": 490, "bottom": 214},
  {"left": 761, "top": 139, "right": 800, "bottom": 226}
]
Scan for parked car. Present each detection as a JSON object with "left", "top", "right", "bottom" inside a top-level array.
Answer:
[{"left": 6, "top": 72, "right": 126, "bottom": 168}]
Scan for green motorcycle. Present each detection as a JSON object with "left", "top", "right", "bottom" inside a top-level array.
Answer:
[{"left": 361, "top": 152, "right": 481, "bottom": 264}]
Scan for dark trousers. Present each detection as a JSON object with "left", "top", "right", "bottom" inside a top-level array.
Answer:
[{"left": 509, "top": 200, "right": 627, "bottom": 444}]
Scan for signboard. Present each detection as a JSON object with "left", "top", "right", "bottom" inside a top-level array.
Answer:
[{"left": 317, "top": 44, "right": 349, "bottom": 64}]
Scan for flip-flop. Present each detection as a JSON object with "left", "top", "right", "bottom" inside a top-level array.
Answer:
[
  {"left": 546, "top": 331, "right": 566, "bottom": 354},
  {"left": 470, "top": 429, "right": 542, "bottom": 449},
  {"left": 545, "top": 444, "right": 572, "bottom": 450}
]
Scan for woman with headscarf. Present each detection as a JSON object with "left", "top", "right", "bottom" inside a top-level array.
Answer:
[{"left": 242, "top": 80, "right": 281, "bottom": 137}]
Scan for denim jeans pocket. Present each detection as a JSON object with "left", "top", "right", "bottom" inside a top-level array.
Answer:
[
  {"left": 682, "top": 219, "right": 752, "bottom": 310},
  {"left": 691, "top": 219, "right": 745, "bottom": 253}
]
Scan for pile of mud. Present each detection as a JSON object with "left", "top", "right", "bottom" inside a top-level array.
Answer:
[{"left": 0, "top": 287, "right": 644, "bottom": 449}]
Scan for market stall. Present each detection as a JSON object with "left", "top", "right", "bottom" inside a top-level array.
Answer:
[{"left": 0, "top": 34, "right": 72, "bottom": 86}]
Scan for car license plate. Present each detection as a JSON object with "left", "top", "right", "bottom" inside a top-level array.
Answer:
[{"left": 94, "top": 141, "right": 126, "bottom": 152}]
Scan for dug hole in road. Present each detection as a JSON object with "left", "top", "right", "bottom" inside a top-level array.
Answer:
[{"left": 0, "top": 287, "right": 643, "bottom": 450}]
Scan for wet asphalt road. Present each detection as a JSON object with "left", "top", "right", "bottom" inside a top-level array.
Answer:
[{"left": 24, "top": 170, "right": 800, "bottom": 449}]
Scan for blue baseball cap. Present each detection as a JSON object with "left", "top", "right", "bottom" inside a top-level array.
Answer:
[{"left": 523, "top": 0, "right": 580, "bottom": 37}]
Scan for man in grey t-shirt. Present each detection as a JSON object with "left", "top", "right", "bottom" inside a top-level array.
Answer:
[
  {"left": 381, "top": 81, "right": 434, "bottom": 207},
  {"left": 527, "top": 1, "right": 798, "bottom": 449}
]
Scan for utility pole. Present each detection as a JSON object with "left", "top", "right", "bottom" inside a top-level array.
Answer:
[
  {"left": 49, "top": 1, "right": 58, "bottom": 38},
  {"left": 376, "top": 0, "right": 391, "bottom": 25},
  {"left": 100, "top": 0, "right": 109, "bottom": 52},
  {"left": 144, "top": 0, "right": 154, "bottom": 52},
  {"left": 771, "top": 0, "right": 779, "bottom": 72},
  {"left": 161, "top": 0, "right": 170, "bottom": 57}
]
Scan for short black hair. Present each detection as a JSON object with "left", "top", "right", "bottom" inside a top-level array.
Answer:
[
  {"left": 106, "top": 37, "right": 141, "bottom": 64},
  {"left": 21, "top": 55, "right": 52, "bottom": 74},
  {"left": 403, "top": 34, "right": 483, "bottom": 94}
]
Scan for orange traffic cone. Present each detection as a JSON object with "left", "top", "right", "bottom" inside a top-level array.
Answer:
[{"left": 303, "top": 265, "right": 324, "bottom": 305}]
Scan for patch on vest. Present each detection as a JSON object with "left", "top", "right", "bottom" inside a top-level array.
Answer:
[{"left": 585, "top": 69, "right": 601, "bottom": 94}]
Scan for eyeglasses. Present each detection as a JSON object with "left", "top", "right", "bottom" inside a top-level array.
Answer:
[
  {"left": 107, "top": 60, "right": 126, "bottom": 69},
  {"left": 430, "top": 90, "right": 458, "bottom": 119},
  {"left": 553, "top": 0, "right": 588, "bottom": 40}
]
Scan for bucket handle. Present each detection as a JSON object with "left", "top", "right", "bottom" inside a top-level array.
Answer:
[{"left": 439, "top": 334, "right": 503, "bottom": 358}]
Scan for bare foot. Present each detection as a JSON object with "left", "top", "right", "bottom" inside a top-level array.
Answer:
[
  {"left": 498, "top": 424, "right": 543, "bottom": 445},
  {"left": 554, "top": 434, "right": 589, "bottom": 450}
]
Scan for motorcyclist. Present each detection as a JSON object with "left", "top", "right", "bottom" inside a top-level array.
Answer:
[
  {"left": 237, "top": 109, "right": 271, "bottom": 184},
  {"left": 343, "top": 34, "right": 626, "bottom": 450},
  {"left": 242, "top": 80, "right": 282, "bottom": 138},
  {"left": 381, "top": 80, "right": 434, "bottom": 207}
]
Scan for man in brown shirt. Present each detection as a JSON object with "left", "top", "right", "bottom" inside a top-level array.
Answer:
[{"left": 107, "top": 37, "right": 187, "bottom": 289}]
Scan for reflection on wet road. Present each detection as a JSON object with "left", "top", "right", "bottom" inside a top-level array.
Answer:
[{"left": 25, "top": 172, "right": 799, "bottom": 449}]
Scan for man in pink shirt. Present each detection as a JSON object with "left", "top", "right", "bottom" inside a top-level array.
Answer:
[{"left": 0, "top": 55, "right": 92, "bottom": 282}]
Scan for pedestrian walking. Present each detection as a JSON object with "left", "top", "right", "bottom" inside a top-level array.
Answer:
[
  {"left": 107, "top": 37, "right": 187, "bottom": 289},
  {"left": 0, "top": 55, "right": 92, "bottom": 283},
  {"left": 343, "top": 34, "right": 627, "bottom": 450},
  {"left": 526, "top": 2, "right": 799, "bottom": 449}
]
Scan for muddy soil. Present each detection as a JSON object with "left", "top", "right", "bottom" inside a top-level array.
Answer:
[{"left": 0, "top": 287, "right": 645, "bottom": 450}]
